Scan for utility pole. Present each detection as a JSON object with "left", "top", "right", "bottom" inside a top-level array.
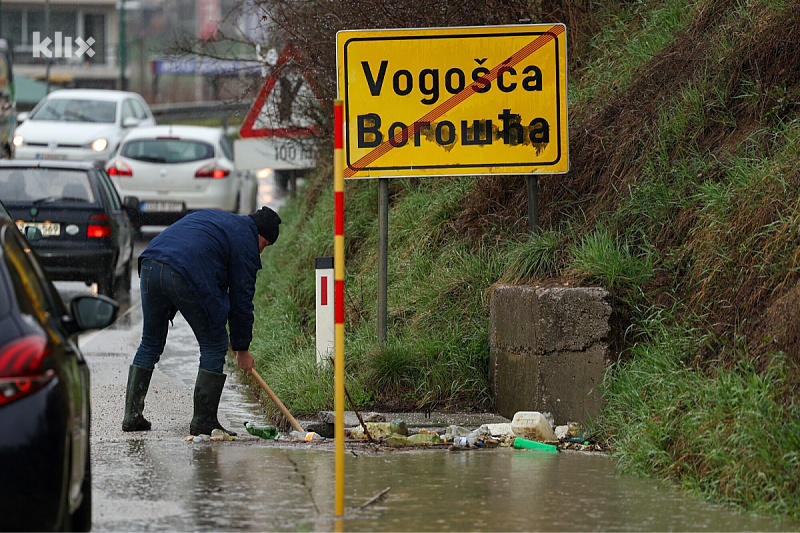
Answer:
[
  {"left": 119, "top": 0, "right": 127, "bottom": 90},
  {"left": 44, "top": 0, "right": 52, "bottom": 93}
]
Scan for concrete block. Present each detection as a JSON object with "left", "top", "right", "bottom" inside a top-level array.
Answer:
[
  {"left": 491, "top": 349, "right": 539, "bottom": 418},
  {"left": 489, "top": 284, "right": 613, "bottom": 425},
  {"left": 490, "top": 284, "right": 611, "bottom": 354},
  {"left": 537, "top": 347, "right": 606, "bottom": 425}
]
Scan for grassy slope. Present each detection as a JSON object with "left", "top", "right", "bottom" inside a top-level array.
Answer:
[{"left": 247, "top": 0, "right": 800, "bottom": 520}]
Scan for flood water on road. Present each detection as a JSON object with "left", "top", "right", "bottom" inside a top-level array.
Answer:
[
  {"left": 76, "top": 173, "right": 794, "bottom": 532},
  {"left": 87, "top": 305, "right": 792, "bottom": 532},
  {"left": 91, "top": 439, "right": 792, "bottom": 532}
]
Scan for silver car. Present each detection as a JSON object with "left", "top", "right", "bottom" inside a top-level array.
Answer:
[
  {"left": 106, "top": 125, "right": 258, "bottom": 230},
  {"left": 12, "top": 89, "right": 156, "bottom": 162}
]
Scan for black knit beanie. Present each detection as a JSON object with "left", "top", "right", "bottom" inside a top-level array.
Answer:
[{"left": 249, "top": 206, "right": 281, "bottom": 244}]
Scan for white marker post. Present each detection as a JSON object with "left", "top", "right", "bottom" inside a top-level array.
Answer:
[{"left": 315, "top": 256, "right": 335, "bottom": 367}]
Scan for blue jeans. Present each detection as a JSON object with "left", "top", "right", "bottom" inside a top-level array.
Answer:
[{"left": 132, "top": 258, "right": 228, "bottom": 374}]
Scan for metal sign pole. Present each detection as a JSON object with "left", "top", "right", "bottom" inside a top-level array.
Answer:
[{"left": 378, "top": 178, "right": 388, "bottom": 343}]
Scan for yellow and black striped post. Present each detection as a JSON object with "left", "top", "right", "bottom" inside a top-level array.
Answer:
[{"left": 333, "top": 99, "right": 346, "bottom": 517}]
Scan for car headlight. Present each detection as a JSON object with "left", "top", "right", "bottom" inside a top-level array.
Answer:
[
  {"left": 12, "top": 135, "right": 23, "bottom": 147},
  {"left": 91, "top": 138, "right": 109, "bottom": 152}
]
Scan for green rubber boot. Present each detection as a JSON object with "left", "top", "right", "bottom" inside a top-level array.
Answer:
[
  {"left": 189, "top": 369, "right": 237, "bottom": 436},
  {"left": 122, "top": 365, "right": 153, "bottom": 431}
]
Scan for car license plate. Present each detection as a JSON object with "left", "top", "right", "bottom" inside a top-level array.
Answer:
[
  {"left": 141, "top": 201, "right": 184, "bottom": 213},
  {"left": 16, "top": 221, "right": 61, "bottom": 237},
  {"left": 35, "top": 153, "right": 68, "bottom": 160}
]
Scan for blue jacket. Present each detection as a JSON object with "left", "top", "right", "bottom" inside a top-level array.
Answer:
[{"left": 140, "top": 209, "right": 262, "bottom": 351}]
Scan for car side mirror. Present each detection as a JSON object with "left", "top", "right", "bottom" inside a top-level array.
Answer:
[
  {"left": 123, "top": 196, "right": 140, "bottom": 213},
  {"left": 122, "top": 117, "right": 140, "bottom": 128},
  {"left": 66, "top": 294, "right": 119, "bottom": 334},
  {"left": 17, "top": 112, "right": 29, "bottom": 123},
  {"left": 24, "top": 225, "right": 43, "bottom": 242}
]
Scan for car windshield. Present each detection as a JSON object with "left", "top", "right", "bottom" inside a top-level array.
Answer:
[
  {"left": 30, "top": 98, "right": 117, "bottom": 124},
  {"left": 0, "top": 169, "right": 96, "bottom": 203},
  {"left": 121, "top": 139, "right": 215, "bottom": 164}
]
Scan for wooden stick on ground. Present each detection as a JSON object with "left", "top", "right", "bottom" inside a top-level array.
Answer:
[
  {"left": 249, "top": 367, "right": 305, "bottom": 434},
  {"left": 358, "top": 487, "right": 391, "bottom": 510}
]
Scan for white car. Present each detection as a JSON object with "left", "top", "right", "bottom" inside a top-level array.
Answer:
[
  {"left": 12, "top": 89, "right": 156, "bottom": 162},
  {"left": 106, "top": 125, "right": 258, "bottom": 229}
]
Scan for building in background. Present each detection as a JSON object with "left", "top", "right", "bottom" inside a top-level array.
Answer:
[
  {"left": 0, "top": 0, "right": 266, "bottom": 104},
  {"left": 1, "top": 0, "right": 127, "bottom": 89}
]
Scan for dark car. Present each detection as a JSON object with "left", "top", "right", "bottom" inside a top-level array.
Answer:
[
  {"left": 0, "top": 160, "right": 138, "bottom": 300},
  {"left": 0, "top": 207, "right": 119, "bottom": 531}
]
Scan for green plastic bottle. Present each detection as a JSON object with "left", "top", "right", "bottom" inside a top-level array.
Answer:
[
  {"left": 244, "top": 421, "right": 278, "bottom": 439},
  {"left": 513, "top": 437, "right": 558, "bottom": 453}
]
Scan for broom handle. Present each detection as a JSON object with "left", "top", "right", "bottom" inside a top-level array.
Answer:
[{"left": 249, "top": 368, "right": 305, "bottom": 433}]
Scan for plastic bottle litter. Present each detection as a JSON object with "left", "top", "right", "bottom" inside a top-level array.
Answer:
[
  {"left": 469, "top": 426, "right": 492, "bottom": 439},
  {"left": 244, "top": 421, "right": 278, "bottom": 439},
  {"left": 290, "top": 430, "right": 324, "bottom": 441},
  {"left": 512, "top": 437, "right": 558, "bottom": 453},
  {"left": 210, "top": 428, "right": 235, "bottom": 441},
  {"left": 443, "top": 425, "right": 472, "bottom": 442},
  {"left": 451, "top": 435, "right": 482, "bottom": 448}
]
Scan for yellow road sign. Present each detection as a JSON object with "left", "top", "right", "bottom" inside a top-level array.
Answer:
[{"left": 336, "top": 24, "right": 568, "bottom": 179}]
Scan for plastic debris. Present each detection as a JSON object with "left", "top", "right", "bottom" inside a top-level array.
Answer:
[
  {"left": 210, "top": 428, "right": 235, "bottom": 441},
  {"left": 451, "top": 435, "right": 482, "bottom": 448},
  {"left": 389, "top": 419, "right": 408, "bottom": 436},
  {"left": 384, "top": 435, "right": 410, "bottom": 446},
  {"left": 512, "top": 437, "right": 558, "bottom": 452},
  {"left": 290, "top": 430, "right": 324, "bottom": 441},
  {"left": 510, "top": 411, "right": 558, "bottom": 442},
  {"left": 348, "top": 422, "right": 393, "bottom": 440},
  {"left": 442, "top": 425, "right": 472, "bottom": 442},
  {"left": 244, "top": 421, "right": 278, "bottom": 439},
  {"left": 407, "top": 433, "right": 442, "bottom": 445}
]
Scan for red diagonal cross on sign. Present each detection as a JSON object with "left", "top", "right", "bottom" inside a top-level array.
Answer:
[{"left": 341, "top": 25, "right": 566, "bottom": 178}]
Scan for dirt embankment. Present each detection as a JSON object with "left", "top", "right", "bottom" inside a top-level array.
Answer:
[{"left": 455, "top": 0, "right": 800, "bottom": 373}]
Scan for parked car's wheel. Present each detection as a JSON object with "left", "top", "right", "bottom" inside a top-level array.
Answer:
[{"left": 71, "top": 441, "right": 92, "bottom": 532}]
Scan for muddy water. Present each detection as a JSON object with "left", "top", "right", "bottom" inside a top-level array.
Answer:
[{"left": 91, "top": 440, "right": 793, "bottom": 532}]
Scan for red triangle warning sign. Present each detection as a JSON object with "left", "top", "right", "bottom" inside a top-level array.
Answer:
[{"left": 240, "top": 43, "right": 320, "bottom": 138}]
